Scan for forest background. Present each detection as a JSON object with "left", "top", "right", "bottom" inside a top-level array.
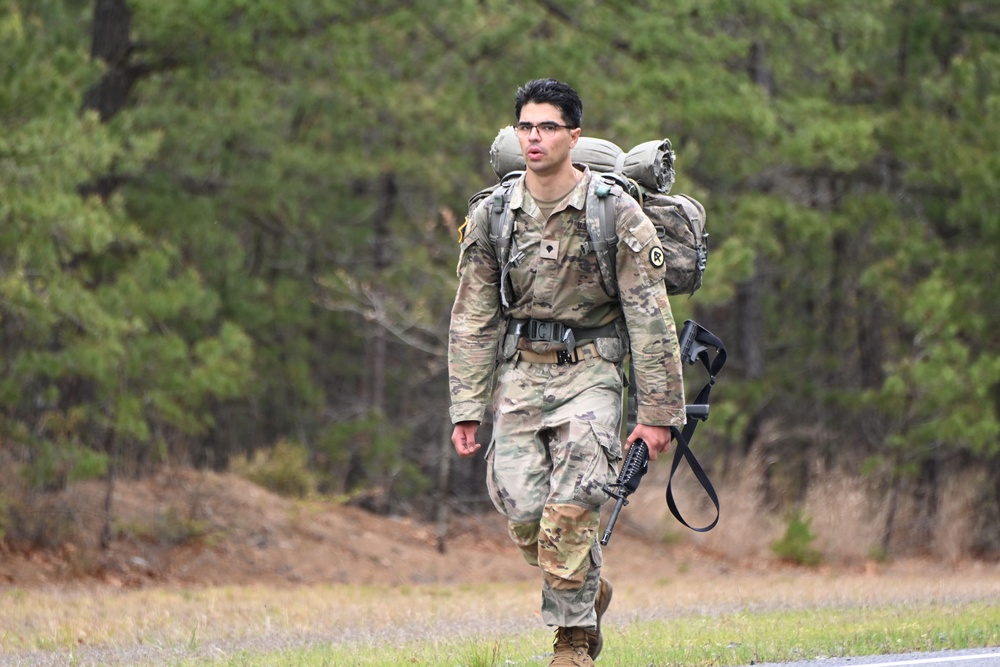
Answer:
[{"left": 2, "top": 0, "right": 999, "bottom": 566}]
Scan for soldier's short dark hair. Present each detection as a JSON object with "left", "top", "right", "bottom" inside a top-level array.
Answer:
[{"left": 514, "top": 79, "right": 583, "bottom": 129}]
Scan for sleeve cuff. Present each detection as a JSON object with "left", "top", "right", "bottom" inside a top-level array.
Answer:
[
  {"left": 636, "top": 406, "right": 687, "bottom": 427},
  {"left": 450, "top": 401, "right": 487, "bottom": 425}
]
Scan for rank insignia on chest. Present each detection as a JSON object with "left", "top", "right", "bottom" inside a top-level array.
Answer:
[{"left": 540, "top": 239, "right": 559, "bottom": 260}]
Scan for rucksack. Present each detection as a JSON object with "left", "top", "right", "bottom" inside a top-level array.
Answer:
[
  {"left": 467, "top": 129, "right": 723, "bottom": 535},
  {"left": 469, "top": 127, "right": 709, "bottom": 301}
]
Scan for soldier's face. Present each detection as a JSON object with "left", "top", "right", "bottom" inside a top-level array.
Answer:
[{"left": 517, "top": 102, "right": 580, "bottom": 177}]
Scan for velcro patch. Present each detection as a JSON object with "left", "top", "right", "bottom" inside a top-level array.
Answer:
[{"left": 623, "top": 223, "right": 656, "bottom": 252}]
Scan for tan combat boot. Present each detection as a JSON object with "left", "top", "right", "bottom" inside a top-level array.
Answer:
[
  {"left": 549, "top": 626, "right": 593, "bottom": 666},
  {"left": 585, "top": 577, "right": 613, "bottom": 659}
]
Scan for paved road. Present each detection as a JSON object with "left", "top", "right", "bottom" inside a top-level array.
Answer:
[{"left": 744, "top": 648, "right": 1000, "bottom": 667}]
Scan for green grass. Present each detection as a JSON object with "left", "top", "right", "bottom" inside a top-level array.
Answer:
[
  {"left": 166, "top": 600, "right": 1000, "bottom": 667},
  {"left": 2, "top": 575, "right": 998, "bottom": 666}
]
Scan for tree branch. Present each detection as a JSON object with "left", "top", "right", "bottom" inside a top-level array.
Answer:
[{"left": 314, "top": 272, "right": 447, "bottom": 358}]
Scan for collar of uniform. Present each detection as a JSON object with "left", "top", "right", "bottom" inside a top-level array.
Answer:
[
  {"left": 565, "top": 164, "right": 591, "bottom": 211},
  {"left": 509, "top": 165, "right": 592, "bottom": 213}
]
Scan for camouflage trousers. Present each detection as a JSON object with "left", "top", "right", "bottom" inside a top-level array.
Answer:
[{"left": 485, "top": 353, "right": 623, "bottom": 629}]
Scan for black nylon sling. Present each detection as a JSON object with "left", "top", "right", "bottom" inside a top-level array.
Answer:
[
  {"left": 666, "top": 320, "right": 727, "bottom": 532},
  {"left": 626, "top": 319, "right": 726, "bottom": 532}
]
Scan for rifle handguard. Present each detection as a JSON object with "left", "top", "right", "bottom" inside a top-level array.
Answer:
[{"left": 600, "top": 440, "right": 649, "bottom": 545}]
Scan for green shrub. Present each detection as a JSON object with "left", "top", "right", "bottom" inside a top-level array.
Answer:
[
  {"left": 115, "top": 507, "right": 212, "bottom": 546},
  {"left": 867, "top": 545, "right": 891, "bottom": 563},
  {"left": 21, "top": 441, "right": 107, "bottom": 491},
  {"left": 314, "top": 412, "right": 428, "bottom": 504},
  {"left": 3, "top": 494, "right": 78, "bottom": 550},
  {"left": 772, "top": 510, "right": 822, "bottom": 566},
  {"left": 231, "top": 439, "right": 317, "bottom": 498}
]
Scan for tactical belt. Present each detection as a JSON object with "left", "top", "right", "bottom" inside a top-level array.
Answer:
[
  {"left": 518, "top": 342, "right": 600, "bottom": 365},
  {"left": 507, "top": 318, "right": 618, "bottom": 364}
]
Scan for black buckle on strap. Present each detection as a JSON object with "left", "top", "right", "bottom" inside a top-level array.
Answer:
[
  {"left": 527, "top": 319, "right": 565, "bottom": 343},
  {"left": 518, "top": 319, "right": 583, "bottom": 363}
]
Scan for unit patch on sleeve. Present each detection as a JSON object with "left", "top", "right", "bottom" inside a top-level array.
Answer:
[{"left": 649, "top": 245, "right": 665, "bottom": 268}]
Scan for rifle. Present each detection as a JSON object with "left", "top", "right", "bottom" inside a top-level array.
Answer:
[
  {"left": 600, "top": 439, "right": 648, "bottom": 545},
  {"left": 600, "top": 319, "right": 727, "bottom": 545}
]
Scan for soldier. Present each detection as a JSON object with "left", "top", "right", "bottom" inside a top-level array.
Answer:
[{"left": 448, "top": 78, "right": 686, "bottom": 666}]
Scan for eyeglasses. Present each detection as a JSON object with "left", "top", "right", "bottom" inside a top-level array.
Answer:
[{"left": 514, "top": 122, "right": 575, "bottom": 137}]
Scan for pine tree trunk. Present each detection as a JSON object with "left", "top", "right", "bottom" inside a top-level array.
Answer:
[
  {"left": 87, "top": 0, "right": 133, "bottom": 551},
  {"left": 84, "top": 0, "right": 134, "bottom": 122},
  {"left": 737, "top": 39, "right": 771, "bottom": 383},
  {"left": 369, "top": 172, "right": 397, "bottom": 414},
  {"left": 736, "top": 259, "right": 764, "bottom": 380},
  {"left": 435, "top": 418, "right": 453, "bottom": 554}
]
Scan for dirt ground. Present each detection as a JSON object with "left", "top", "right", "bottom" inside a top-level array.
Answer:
[
  {"left": 0, "top": 468, "right": 699, "bottom": 589},
  {"left": 0, "top": 467, "right": 993, "bottom": 591},
  {"left": 3, "top": 468, "right": 1000, "bottom": 667},
  {"left": 0, "top": 469, "right": 585, "bottom": 588}
]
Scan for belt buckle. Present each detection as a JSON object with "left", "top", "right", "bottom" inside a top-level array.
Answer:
[
  {"left": 529, "top": 320, "right": 562, "bottom": 342},
  {"left": 556, "top": 348, "right": 577, "bottom": 365}
]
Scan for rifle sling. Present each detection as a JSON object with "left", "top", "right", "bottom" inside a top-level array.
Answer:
[
  {"left": 663, "top": 322, "right": 726, "bottom": 532},
  {"left": 666, "top": 423, "right": 719, "bottom": 532}
]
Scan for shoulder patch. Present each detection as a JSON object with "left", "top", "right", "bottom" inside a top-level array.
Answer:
[
  {"left": 649, "top": 245, "right": 665, "bottom": 268},
  {"left": 457, "top": 216, "right": 469, "bottom": 243}
]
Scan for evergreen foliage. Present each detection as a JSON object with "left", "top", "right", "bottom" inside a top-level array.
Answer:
[
  {"left": 772, "top": 510, "right": 822, "bottom": 566},
  {"left": 1, "top": 0, "right": 998, "bottom": 555}
]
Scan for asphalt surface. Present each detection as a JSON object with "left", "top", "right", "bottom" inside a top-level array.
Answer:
[{"left": 743, "top": 648, "right": 1000, "bottom": 667}]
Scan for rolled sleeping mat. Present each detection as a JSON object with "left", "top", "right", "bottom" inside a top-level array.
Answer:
[
  {"left": 489, "top": 126, "right": 524, "bottom": 178},
  {"left": 490, "top": 125, "right": 624, "bottom": 177},
  {"left": 573, "top": 136, "right": 624, "bottom": 174},
  {"left": 618, "top": 138, "right": 675, "bottom": 195},
  {"left": 489, "top": 126, "right": 674, "bottom": 193}
]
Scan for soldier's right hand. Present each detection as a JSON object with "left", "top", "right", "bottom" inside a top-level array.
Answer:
[{"left": 452, "top": 421, "right": 482, "bottom": 458}]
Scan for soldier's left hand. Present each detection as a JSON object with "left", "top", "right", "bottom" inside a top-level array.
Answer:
[{"left": 626, "top": 424, "right": 673, "bottom": 460}]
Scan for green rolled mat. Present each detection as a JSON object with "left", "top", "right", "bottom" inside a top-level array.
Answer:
[
  {"left": 489, "top": 126, "right": 623, "bottom": 177},
  {"left": 619, "top": 138, "right": 674, "bottom": 195},
  {"left": 488, "top": 126, "right": 675, "bottom": 194},
  {"left": 488, "top": 126, "right": 523, "bottom": 177},
  {"left": 574, "top": 136, "right": 625, "bottom": 173}
]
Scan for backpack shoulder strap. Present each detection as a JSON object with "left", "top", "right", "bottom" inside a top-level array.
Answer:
[
  {"left": 584, "top": 173, "right": 623, "bottom": 298},
  {"left": 488, "top": 171, "right": 523, "bottom": 309},
  {"left": 488, "top": 173, "right": 519, "bottom": 251}
]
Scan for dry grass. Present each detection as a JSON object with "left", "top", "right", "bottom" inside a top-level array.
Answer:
[
  {"left": 1, "top": 459, "right": 999, "bottom": 666},
  {"left": 617, "top": 443, "right": 997, "bottom": 568},
  {"left": 2, "top": 557, "right": 998, "bottom": 659}
]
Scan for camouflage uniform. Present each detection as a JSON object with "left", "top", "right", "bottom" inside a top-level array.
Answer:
[{"left": 448, "top": 166, "right": 685, "bottom": 629}]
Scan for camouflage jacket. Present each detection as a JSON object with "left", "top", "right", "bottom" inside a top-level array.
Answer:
[{"left": 448, "top": 166, "right": 686, "bottom": 427}]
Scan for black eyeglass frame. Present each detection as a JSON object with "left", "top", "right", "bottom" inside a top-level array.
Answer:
[{"left": 513, "top": 122, "right": 576, "bottom": 136}]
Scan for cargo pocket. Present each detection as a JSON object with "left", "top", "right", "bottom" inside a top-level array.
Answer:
[
  {"left": 572, "top": 420, "right": 623, "bottom": 508},
  {"left": 483, "top": 439, "right": 506, "bottom": 515},
  {"left": 590, "top": 538, "right": 603, "bottom": 569}
]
